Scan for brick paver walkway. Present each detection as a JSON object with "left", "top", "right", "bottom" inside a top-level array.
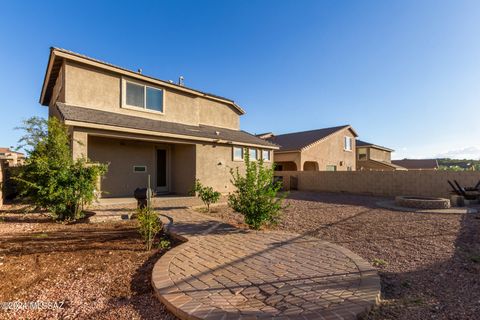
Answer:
[{"left": 152, "top": 208, "right": 380, "bottom": 320}]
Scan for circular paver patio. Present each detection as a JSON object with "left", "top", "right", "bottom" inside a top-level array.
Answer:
[{"left": 152, "top": 209, "right": 380, "bottom": 320}]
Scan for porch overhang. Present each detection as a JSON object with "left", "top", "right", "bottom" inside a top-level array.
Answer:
[
  {"left": 56, "top": 102, "right": 278, "bottom": 150},
  {"left": 67, "top": 120, "right": 275, "bottom": 149}
]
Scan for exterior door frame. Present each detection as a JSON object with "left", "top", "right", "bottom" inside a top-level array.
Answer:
[{"left": 155, "top": 146, "right": 171, "bottom": 194}]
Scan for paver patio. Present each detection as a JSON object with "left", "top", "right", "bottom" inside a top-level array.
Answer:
[{"left": 152, "top": 208, "right": 380, "bottom": 320}]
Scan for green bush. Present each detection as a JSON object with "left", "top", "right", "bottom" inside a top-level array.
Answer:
[
  {"left": 137, "top": 206, "right": 162, "bottom": 251},
  {"left": 192, "top": 179, "right": 221, "bottom": 212},
  {"left": 228, "top": 152, "right": 286, "bottom": 229},
  {"left": 15, "top": 117, "right": 107, "bottom": 221}
]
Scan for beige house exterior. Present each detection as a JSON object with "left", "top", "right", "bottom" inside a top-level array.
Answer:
[
  {"left": 0, "top": 148, "right": 25, "bottom": 167},
  {"left": 40, "top": 48, "right": 277, "bottom": 197},
  {"left": 356, "top": 140, "right": 406, "bottom": 171},
  {"left": 260, "top": 125, "right": 358, "bottom": 171}
]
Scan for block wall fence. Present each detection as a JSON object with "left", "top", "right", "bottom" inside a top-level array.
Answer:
[{"left": 274, "top": 171, "right": 480, "bottom": 198}]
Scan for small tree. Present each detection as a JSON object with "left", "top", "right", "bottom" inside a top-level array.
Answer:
[
  {"left": 137, "top": 206, "right": 162, "bottom": 251},
  {"left": 192, "top": 179, "right": 221, "bottom": 212},
  {"left": 15, "top": 117, "right": 107, "bottom": 220},
  {"left": 228, "top": 152, "right": 286, "bottom": 229}
]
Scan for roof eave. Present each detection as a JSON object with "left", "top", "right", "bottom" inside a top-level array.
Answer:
[
  {"left": 39, "top": 47, "right": 56, "bottom": 106},
  {"left": 357, "top": 144, "right": 394, "bottom": 152}
]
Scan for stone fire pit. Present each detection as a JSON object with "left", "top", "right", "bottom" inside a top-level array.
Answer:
[{"left": 395, "top": 196, "right": 451, "bottom": 209}]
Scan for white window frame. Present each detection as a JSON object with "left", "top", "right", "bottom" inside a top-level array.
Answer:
[
  {"left": 344, "top": 136, "right": 352, "bottom": 151},
  {"left": 122, "top": 77, "right": 166, "bottom": 114},
  {"left": 133, "top": 165, "right": 147, "bottom": 173},
  {"left": 262, "top": 149, "right": 271, "bottom": 162},
  {"left": 248, "top": 148, "right": 258, "bottom": 161},
  {"left": 233, "top": 146, "right": 244, "bottom": 161}
]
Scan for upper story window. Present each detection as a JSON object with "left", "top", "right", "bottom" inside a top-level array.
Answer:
[
  {"left": 262, "top": 150, "right": 271, "bottom": 161},
  {"left": 344, "top": 136, "right": 352, "bottom": 151},
  {"left": 124, "top": 79, "right": 164, "bottom": 113},
  {"left": 249, "top": 148, "right": 258, "bottom": 161},
  {"left": 233, "top": 147, "right": 244, "bottom": 161},
  {"left": 358, "top": 148, "right": 367, "bottom": 160}
]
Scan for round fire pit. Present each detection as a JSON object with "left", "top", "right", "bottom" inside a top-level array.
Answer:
[{"left": 395, "top": 196, "right": 451, "bottom": 209}]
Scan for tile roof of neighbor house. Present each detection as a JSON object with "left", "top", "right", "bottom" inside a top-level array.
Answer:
[
  {"left": 55, "top": 103, "right": 276, "bottom": 148},
  {"left": 41, "top": 48, "right": 245, "bottom": 115},
  {"left": 356, "top": 139, "right": 394, "bottom": 152},
  {"left": 266, "top": 125, "right": 357, "bottom": 152},
  {"left": 0, "top": 148, "right": 24, "bottom": 156},
  {"left": 364, "top": 159, "right": 407, "bottom": 170},
  {"left": 391, "top": 159, "right": 439, "bottom": 170}
]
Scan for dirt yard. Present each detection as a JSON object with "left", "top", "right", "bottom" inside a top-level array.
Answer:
[
  {"left": 0, "top": 205, "right": 176, "bottom": 320},
  {"left": 204, "top": 191, "right": 480, "bottom": 320},
  {"left": 2, "top": 191, "right": 480, "bottom": 320}
]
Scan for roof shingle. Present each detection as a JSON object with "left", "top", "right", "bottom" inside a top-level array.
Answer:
[
  {"left": 266, "top": 125, "right": 355, "bottom": 152},
  {"left": 56, "top": 103, "right": 276, "bottom": 148},
  {"left": 391, "top": 159, "right": 439, "bottom": 170}
]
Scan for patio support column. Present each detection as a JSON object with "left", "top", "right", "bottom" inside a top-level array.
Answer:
[{"left": 72, "top": 131, "right": 88, "bottom": 160}]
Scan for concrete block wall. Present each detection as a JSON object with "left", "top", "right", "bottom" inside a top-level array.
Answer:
[{"left": 274, "top": 170, "right": 480, "bottom": 198}]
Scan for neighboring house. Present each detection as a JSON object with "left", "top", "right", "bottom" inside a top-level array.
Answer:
[
  {"left": 356, "top": 140, "right": 406, "bottom": 171},
  {"left": 0, "top": 148, "right": 25, "bottom": 167},
  {"left": 260, "top": 125, "right": 358, "bottom": 171},
  {"left": 391, "top": 159, "right": 439, "bottom": 170},
  {"left": 39, "top": 48, "right": 277, "bottom": 197}
]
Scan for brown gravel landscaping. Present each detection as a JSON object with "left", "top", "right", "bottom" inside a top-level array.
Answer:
[
  {"left": 204, "top": 191, "right": 480, "bottom": 320},
  {"left": 0, "top": 204, "right": 176, "bottom": 320},
  {"left": 2, "top": 191, "right": 479, "bottom": 320}
]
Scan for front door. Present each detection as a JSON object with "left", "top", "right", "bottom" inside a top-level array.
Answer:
[{"left": 156, "top": 148, "right": 169, "bottom": 193}]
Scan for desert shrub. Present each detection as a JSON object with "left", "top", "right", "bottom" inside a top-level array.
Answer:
[
  {"left": 15, "top": 117, "right": 107, "bottom": 220},
  {"left": 137, "top": 206, "right": 163, "bottom": 251},
  {"left": 157, "top": 239, "right": 171, "bottom": 250},
  {"left": 192, "top": 179, "right": 221, "bottom": 212},
  {"left": 228, "top": 152, "right": 286, "bottom": 229}
]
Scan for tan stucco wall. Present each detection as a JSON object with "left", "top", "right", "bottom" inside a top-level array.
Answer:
[
  {"left": 357, "top": 160, "right": 396, "bottom": 171},
  {"left": 275, "top": 161, "right": 299, "bottom": 171},
  {"left": 63, "top": 61, "right": 240, "bottom": 129},
  {"left": 170, "top": 144, "right": 196, "bottom": 195},
  {"left": 274, "top": 171, "right": 480, "bottom": 198},
  {"left": 274, "top": 152, "right": 301, "bottom": 171},
  {"left": 71, "top": 130, "right": 88, "bottom": 160},
  {"left": 274, "top": 128, "right": 356, "bottom": 171},
  {"left": 369, "top": 147, "right": 391, "bottom": 162},
  {"left": 88, "top": 136, "right": 157, "bottom": 197},
  {"left": 86, "top": 135, "right": 241, "bottom": 197},
  {"left": 198, "top": 97, "right": 239, "bottom": 129},
  {"left": 195, "top": 144, "right": 248, "bottom": 193},
  {"left": 301, "top": 128, "right": 356, "bottom": 171}
]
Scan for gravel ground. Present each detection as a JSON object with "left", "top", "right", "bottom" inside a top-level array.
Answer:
[
  {"left": 203, "top": 191, "right": 480, "bottom": 320},
  {"left": 0, "top": 204, "right": 176, "bottom": 320}
]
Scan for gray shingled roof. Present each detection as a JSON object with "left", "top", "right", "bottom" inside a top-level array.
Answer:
[
  {"left": 56, "top": 103, "right": 276, "bottom": 148},
  {"left": 266, "top": 125, "right": 354, "bottom": 152}
]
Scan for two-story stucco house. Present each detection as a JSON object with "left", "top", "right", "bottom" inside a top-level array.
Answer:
[
  {"left": 39, "top": 48, "right": 277, "bottom": 197},
  {"left": 356, "top": 140, "right": 406, "bottom": 171},
  {"left": 258, "top": 125, "right": 358, "bottom": 171}
]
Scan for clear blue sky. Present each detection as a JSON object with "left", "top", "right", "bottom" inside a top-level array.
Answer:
[{"left": 1, "top": 0, "right": 479, "bottom": 159}]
